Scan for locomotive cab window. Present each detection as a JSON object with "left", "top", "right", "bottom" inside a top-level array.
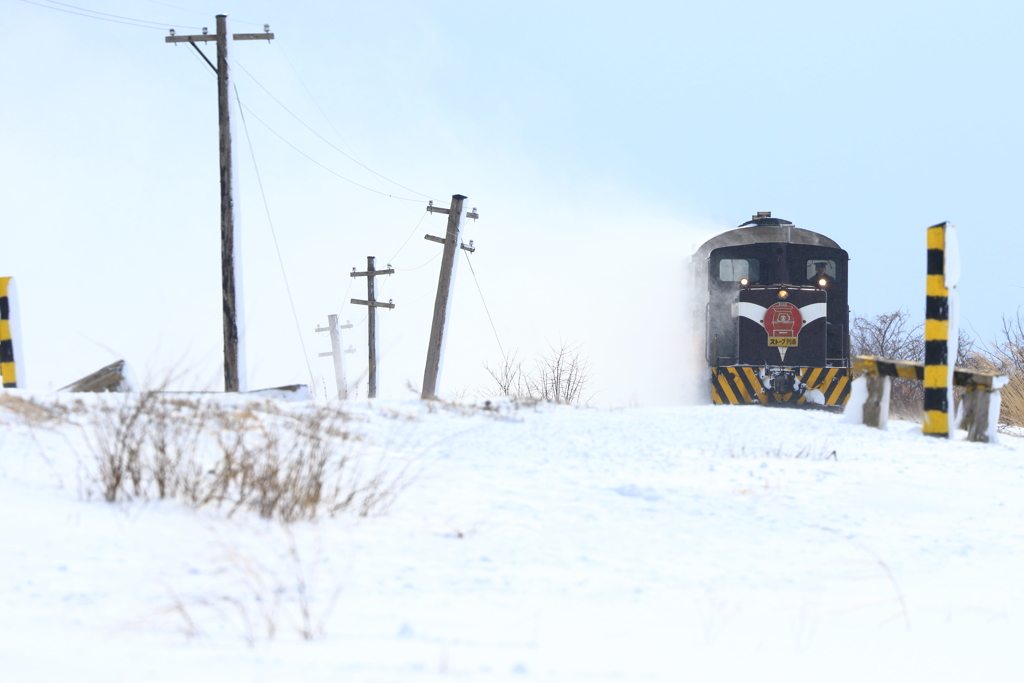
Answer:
[
  {"left": 805, "top": 259, "right": 839, "bottom": 283},
  {"left": 718, "top": 259, "right": 760, "bottom": 282}
]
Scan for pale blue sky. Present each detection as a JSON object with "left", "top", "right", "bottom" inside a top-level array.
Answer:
[{"left": 2, "top": 0, "right": 1021, "bottom": 402}]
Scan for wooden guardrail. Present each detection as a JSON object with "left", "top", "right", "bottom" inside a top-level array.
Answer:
[
  {"left": 59, "top": 360, "right": 130, "bottom": 393},
  {"left": 850, "top": 355, "right": 1006, "bottom": 442}
]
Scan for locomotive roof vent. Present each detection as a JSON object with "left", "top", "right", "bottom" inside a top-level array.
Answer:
[{"left": 737, "top": 212, "right": 794, "bottom": 229}]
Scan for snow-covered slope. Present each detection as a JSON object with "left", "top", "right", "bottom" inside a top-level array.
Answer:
[{"left": 1, "top": 395, "right": 1022, "bottom": 682}]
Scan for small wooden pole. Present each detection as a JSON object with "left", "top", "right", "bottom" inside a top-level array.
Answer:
[
  {"left": 329, "top": 315, "right": 349, "bottom": 400},
  {"left": 350, "top": 258, "right": 395, "bottom": 399},
  {"left": 366, "top": 256, "right": 379, "bottom": 398},
  {"left": 317, "top": 315, "right": 354, "bottom": 400},
  {"left": 421, "top": 194, "right": 467, "bottom": 400}
]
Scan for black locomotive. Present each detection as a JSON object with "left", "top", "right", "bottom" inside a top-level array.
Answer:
[{"left": 691, "top": 212, "right": 851, "bottom": 408}]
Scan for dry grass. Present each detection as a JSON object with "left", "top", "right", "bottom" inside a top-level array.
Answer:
[
  {"left": 0, "top": 393, "right": 73, "bottom": 427},
  {"left": 144, "top": 528, "right": 343, "bottom": 646},
  {"left": 81, "top": 392, "right": 407, "bottom": 522},
  {"left": 970, "top": 312, "right": 1024, "bottom": 430},
  {"left": 725, "top": 441, "right": 837, "bottom": 461}
]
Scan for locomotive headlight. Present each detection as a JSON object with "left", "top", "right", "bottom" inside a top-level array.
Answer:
[
  {"left": 818, "top": 278, "right": 828, "bottom": 287},
  {"left": 778, "top": 289, "right": 789, "bottom": 299},
  {"left": 739, "top": 278, "right": 749, "bottom": 286}
]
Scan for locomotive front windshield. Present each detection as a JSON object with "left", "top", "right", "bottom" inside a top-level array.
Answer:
[
  {"left": 804, "top": 259, "right": 840, "bottom": 282},
  {"left": 707, "top": 242, "right": 849, "bottom": 365},
  {"left": 710, "top": 252, "right": 846, "bottom": 286},
  {"left": 718, "top": 258, "right": 760, "bottom": 282}
]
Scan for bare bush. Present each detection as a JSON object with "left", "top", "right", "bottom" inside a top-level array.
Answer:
[
  {"left": 852, "top": 310, "right": 975, "bottom": 420},
  {"left": 484, "top": 349, "right": 528, "bottom": 397},
  {"left": 83, "top": 394, "right": 405, "bottom": 521},
  {"left": 485, "top": 341, "right": 592, "bottom": 405}
]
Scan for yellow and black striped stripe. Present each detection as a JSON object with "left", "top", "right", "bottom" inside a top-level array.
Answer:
[
  {"left": 924, "top": 223, "right": 950, "bottom": 436},
  {"left": 853, "top": 355, "right": 1001, "bottom": 391},
  {"left": 0, "top": 277, "right": 16, "bottom": 388},
  {"left": 711, "top": 366, "right": 850, "bottom": 407}
]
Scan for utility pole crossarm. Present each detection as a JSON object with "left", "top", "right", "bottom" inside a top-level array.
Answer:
[
  {"left": 350, "top": 268, "right": 395, "bottom": 277},
  {"left": 165, "top": 30, "right": 273, "bottom": 43},
  {"left": 425, "top": 234, "right": 475, "bottom": 252},
  {"left": 426, "top": 201, "right": 479, "bottom": 221},
  {"left": 316, "top": 323, "right": 353, "bottom": 332},
  {"left": 166, "top": 35, "right": 215, "bottom": 42},
  {"left": 351, "top": 299, "right": 396, "bottom": 309}
]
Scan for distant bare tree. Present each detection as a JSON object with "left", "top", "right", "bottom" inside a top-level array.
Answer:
[
  {"left": 851, "top": 309, "right": 923, "bottom": 361},
  {"left": 851, "top": 309, "right": 974, "bottom": 420}
]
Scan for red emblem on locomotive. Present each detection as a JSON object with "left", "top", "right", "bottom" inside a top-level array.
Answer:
[{"left": 765, "top": 302, "right": 802, "bottom": 347}]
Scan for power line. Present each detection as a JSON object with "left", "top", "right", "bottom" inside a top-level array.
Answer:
[
  {"left": 235, "top": 85, "right": 316, "bottom": 389},
  {"left": 465, "top": 252, "right": 506, "bottom": 362},
  {"left": 143, "top": 0, "right": 263, "bottom": 25},
  {"left": 234, "top": 59, "right": 433, "bottom": 201},
  {"left": 276, "top": 42, "right": 363, "bottom": 165},
  {"left": 18, "top": 0, "right": 201, "bottom": 29},
  {"left": 388, "top": 212, "right": 428, "bottom": 264},
  {"left": 274, "top": 42, "right": 431, "bottom": 211},
  {"left": 393, "top": 251, "right": 442, "bottom": 272},
  {"left": 237, "top": 101, "right": 426, "bottom": 202}
]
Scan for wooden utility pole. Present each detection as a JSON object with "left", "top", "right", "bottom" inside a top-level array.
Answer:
[
  {"left": 165, "top": 16, "right": 274, "bottom": 392},
  {"left": 421, "top": 195, "right": 479, "bottom": 400},
  {"left": 316, "top": 315, "right": 355, "bottom": 400},
  {"left": 350, "top": 257, "right": 395, "bottom": 398}
]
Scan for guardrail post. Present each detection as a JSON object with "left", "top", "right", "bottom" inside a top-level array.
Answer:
[{"left": 863, "top": 374, "right": 890, "bottom": 429}]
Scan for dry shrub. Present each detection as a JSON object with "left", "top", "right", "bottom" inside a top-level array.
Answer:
[
  {"left": 852, "top": 309, "right": 975, "bottom": 420},
  {"left": 485, "top": 341, "right": 592, "bottom": 405},
  {"left": 85, "top": 393, "right": 405, "bottom": 521},
  {"left": 971, "top": 312, "right": 1024, "bottom": 429}
]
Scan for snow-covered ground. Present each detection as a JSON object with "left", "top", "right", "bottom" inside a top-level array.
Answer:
[{"left": 1, "top": 393, "right": 1022, "bottom": 682}]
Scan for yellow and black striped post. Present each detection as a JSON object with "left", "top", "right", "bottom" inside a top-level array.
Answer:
[
  {"left": 0, "top": 277, "right": 18, "bottom": 388},
  {"left": 924, "top": 223, "right": 952, "bottom": 436}
]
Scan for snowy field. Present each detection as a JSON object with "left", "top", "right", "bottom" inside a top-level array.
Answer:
[{"left": 1, "top": 393, "right": 1022, "bottom": 682}]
